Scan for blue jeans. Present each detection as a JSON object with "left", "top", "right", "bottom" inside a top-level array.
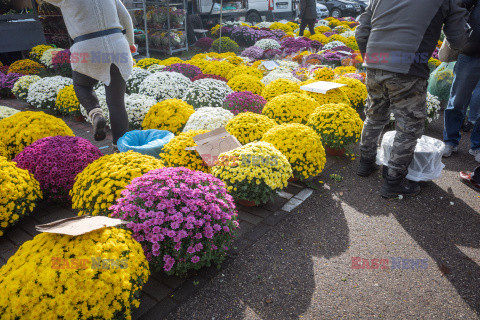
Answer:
[
  {"left": 443, "top": 54, "right": 480, "bottom": 150},
  {"left": 467, "top": 82, "right": 480, "bottom": 123}
]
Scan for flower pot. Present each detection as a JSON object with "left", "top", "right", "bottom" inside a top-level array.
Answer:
[
  {"left": 325, "top": 146, "right": 346, "bottom": 157},
  {"left": 74, "top": 115, "right": 85, "bottom": 122},
  {"left": 237, "top": 199, "right": 257, "bottom": 207}
]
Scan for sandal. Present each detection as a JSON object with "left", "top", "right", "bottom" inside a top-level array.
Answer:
[{"left": 459, "top": 171, "right": 480, "bottom": 193}]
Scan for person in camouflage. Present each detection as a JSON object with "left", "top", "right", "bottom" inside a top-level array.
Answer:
[{"left": 355, "top": 0, "right": 470, "bottom": 198}]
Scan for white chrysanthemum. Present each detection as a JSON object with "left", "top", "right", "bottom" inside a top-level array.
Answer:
[
  {"left": 340, "top": 31, "right": 356, "bottom": 38},
  {"left": 255, "top": 21, "right": 273, "bottom": 28},
  {"left": 323, "top": 41, "right": 346, "bottom": 50},
  {"left": 426, "top": 92, "right": 441, "bottom": 124},
  {"left": 261, "top": 68, "right": 301, "bottom": 85},
  {"left": 126, "top": 68, "right": 151, "bottom": 94},
  {"left": 315, "top": 20, "right": 329, "bottom": 27},
  {"left": 0, "top": 105, "right": 20, "bottom": 120},
  {"left": 40, "top": 48, "right": 63, "bottom": 68},
  {"left": 182, "top": 79, "right": 233, "bottom": 109},
  {"left": 125, "top": 94, "right": 157, "bottom": 129},
  {"left": 27, "top": 76, "right": 72, "bottom": 109},
  {"left": 139, "top": 71, "right": 191, "bottom": 101},
  {"left": 12, "top": 75, "right": 41, "bottom": 102},
  {"left": 183, "top": 107, "right": 234, "bottom": 132},
  {"left": 277, "top": 60, "right": 300, "bottom": 70},
  {"left": 254, "top": 39, "right": 281, "bottom": 50}
]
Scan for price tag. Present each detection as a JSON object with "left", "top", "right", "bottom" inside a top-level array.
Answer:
[{"left": 261, "top": 60, "right": 280, "bottom": 70}]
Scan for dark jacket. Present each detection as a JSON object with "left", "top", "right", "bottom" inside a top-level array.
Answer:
[
  {"left": 300, "top": 0, "right": 317, "bottom": 20},
  {"left": 356, "top": 0, "right": 470, "bottom": 79},
  {"left": 461, "top": 0, "right": 480, "bottom": 57}
]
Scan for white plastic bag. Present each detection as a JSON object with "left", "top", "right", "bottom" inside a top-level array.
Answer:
[{"left": 376, "top": 131, "right": 446, "bottom": 182}]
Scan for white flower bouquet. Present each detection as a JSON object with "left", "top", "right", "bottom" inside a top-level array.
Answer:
[
  {"left": 125, "top": 94, "right": 157, "bottom": 129},
  {"left": 139, "top": 71, "right": 191, "bottom": 101},
  {"left": 323, "top": 41, "right": 346, "bottom": 50},
  {"left": 182, "top": 107, "right": 234, "bottom": 132},
  {"left": 12, "top": 75, "right": 41, "bottom": 102},
  {"left": 261, "top": 68, "right": 301, "bottom": 85},
  {"left": 27, "top": 76, "right": 72, "bottom": 109},
  {"left": 182, "top": 79, "right": 233, "bottom": 109},
  {"left": 40, "top": 48, "right": 64, "bottom": 68}
]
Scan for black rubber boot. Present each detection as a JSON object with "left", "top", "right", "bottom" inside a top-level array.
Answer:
[
  {"left": 380, "top": 174, "right": 421, "bottom": 199},
  {"left": 89, "top": 108, "right": 106, "bottom": 141},
  {"left": 356, "top": 157, "right": 379, "bottom": 177}
]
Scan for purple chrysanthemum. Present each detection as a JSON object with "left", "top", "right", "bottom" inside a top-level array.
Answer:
[{"left": 223, "top": 91, "right": 267, "bottom": 115}]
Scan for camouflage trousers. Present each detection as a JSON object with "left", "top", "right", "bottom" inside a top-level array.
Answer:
[{"left": 360, "top": 68, "right": 427, "bottom": 178}]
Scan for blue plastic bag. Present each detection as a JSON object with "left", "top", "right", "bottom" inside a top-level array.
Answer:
[{"left": 117, "top": 129, "right": 174, "bottom": 158}]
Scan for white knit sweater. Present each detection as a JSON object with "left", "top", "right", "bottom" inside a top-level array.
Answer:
[{"left": 44, "top": 0, "right": 135, "bottom": 85}]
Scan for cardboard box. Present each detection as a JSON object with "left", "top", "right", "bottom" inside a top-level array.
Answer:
[
  {"left": 300, "top": 81, "right": 346, "bottom": 94},
  {"left": 186, "top": 127, "right": 242, "bottom": 167},
  {"left": 35, "top": 216, "right": 127, "bottom": 236}
]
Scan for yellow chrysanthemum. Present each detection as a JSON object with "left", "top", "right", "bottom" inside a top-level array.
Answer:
[
  {"left": 313, "top": 67, "right": 335, "bottom": 81},
  {"left": 0, "top": 156, "right": 42, "bottom": 237},
  {"left": 332, "top": 76, "right": 368, "bottom": 108},
  {"left": 159, "top": 130, "right": 210, "bottom": 173},
  {"left": 8, "top": 59, "right": 45, "bottom": 75},
  {"left": 261, "top": 79, "right": 301, "bottom": 101},
  {"left": 0, "top": 111, "right": 74, "bottom": 160},
  {"left": 225, "top": 112, "right": 277, "bottom": 145},
  {"left": 262, "top": 92, "right": 320, "bottom": 124},
  {"left": 307, "top": 103, "right": 363, "bottom": 150},
  {"left": 261, "top": 123, "right": 326, "bottom": 180},
  {"left": 142, "top": 99, "right": 195, "bottom": 134},
  {"left": 55, "top": 85, "right": 81, "bottom": 116},
  {"left": 71, "top": 151, "right": 163, "bottom": 217},
  {"left": 227, "top": 75, "right": 265, "bottom": 95},
  {"left": 0, "top": 228, "right": 149, "bottom": 319},
  {"left": 225, "top": 65, "right": 263, "bottom": 80}
]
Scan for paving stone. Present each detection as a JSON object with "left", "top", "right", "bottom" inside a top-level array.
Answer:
[
  {"left": 0, "top": 257, "right": 6, "bottom": 268},
  {"left": 260, "top": 196, "right": 288, "bottom": 212},
  {"left": 294, "top": 188, "right": 314, "bottom": 201},
  {"left": 237, "top": 220, "right": 255, "bottom": 237},
  {"left": 285, "top": 184, "right": 304, "bottom": 195},
  {"left": 263, "top": 210, "right": 290, "bottom": 227},
  {"left": 197, "top": 265, "right": 220, "bottom": 280},
  {"left": 14, "top": 216, "right": 40, "bottom": 237},
  {"left": 138, "top": 298, "right": 179, "bottom": 320},
  {"left": 4, "top": 227, "right": 33, "bottom": 246},
  {"left": 35, "top": 208, "right": 76, "bottom": 224},
  {"left": 141, "top": 278, "right": 172, "bottom": 301},
  {"left": 237, "top": 210, "right": 263, "bottom": 226},
  {"left": 244, "top": 223, "right": 270, "bottom": 242},
  {"left": 150, "top": 271, "right": 186, "bottom": 290},
  {"left": 241, "top": 206, "right": 273, "bottom": 219},
  {"left": 170, "top": 275, "right": 206, "bottom": 302},
  {"left": 277, "top": 190, "right": 294, "bottom": 199},
  {"left": 131, "top": 293, "right": 158, "bottom": 320},
  {"left": 231, "top": 237, "right": 253, "bottom": 255},
  {"left": 281, "top": 198, "right": 304, "bottom": 213},
  {"left": 0, "top": 237, "right": 15, "bottom": 253}
]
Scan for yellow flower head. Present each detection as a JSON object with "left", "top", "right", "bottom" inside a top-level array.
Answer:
[
  {"left": 142, "top": 99, "right": 195, "bottom": 134},
  {"left": 307, "top": 103, "right": 363, "bottom": 150},
  {"left": 0, "top": 156, "right": 42, "bottom": 237},
  {"left": 228, "top": 75, "right": 265, "bottom": 95},
  {"left": 261, "top": 123, "right": 326, "bottom": 180},
  {"left": 226, "top": 65, "right": 263, "bottom": 80},
  {"left": 226, "top": 112, "right": 277, "bottom": 145},
  {"left": 202, "top": 60, "right": 236, "bottom": 78},
  {"left": 0, "top": 111, "right": 74, "bottom": 160},
  {"left": 159, "top": 130, "right": 210, "bottom": 173},
  {"left": 55, "top": 85, "right": 81, "bottom": 116},
  {"left": 135, "top": 58, "right": 163, "bottom": 69},
  {"left": 314, "top": 25, "right": 332, "bottom": 34},
  {"left": 313, "top": 67, "right": 335, "bottom": 81},
  {"left": 211, "top": 141, "right": 292, "bottom": 204},
  {"left": 71, "top": 151, "right": 163, "bottom": 217},
  {"left": 262, "top": 92, "right": 320, "bottom": 124},
  {"left": 332, "top": 76, "right": 368, "bottom": 108},
  {"left": 8, "top": 59, "right": 45, "bottom": 75},
  {"left": 29, "top": 44, "right": 54, "bottom": 61},
  {"left": 0, "top": 228, "right": 149, "bottom": 319},
  {"left": 261, "top": 78, "right": 301, "bottom": 101},
  {"left": 309, "top": 33, "right": 329, "bottom": 44}
]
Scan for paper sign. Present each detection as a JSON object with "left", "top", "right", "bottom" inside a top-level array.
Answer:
[
  {"left": 261, "top": 60, "right": 280, "bottom": 70},
  {"left": 300, "top": 81, "right": 346, "bottom": 94},
  {"left": 35, "top": 216, "right": 128, "bottom": 236},
  {"left": 185, "top": 127, "right": 242, "bottom": 166}
]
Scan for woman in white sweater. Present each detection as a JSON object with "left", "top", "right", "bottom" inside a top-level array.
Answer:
[{"left": 43, "top": 0, "right": 136, "bottom": 149}]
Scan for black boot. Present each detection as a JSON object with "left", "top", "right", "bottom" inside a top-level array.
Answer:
[
  {"left": 380, "top": 174, "right": 420, "bottom": 199},
  {"left": 88, "top": 107, "right": 106, "bottom": 141},
  {"left": 356, "top": 157, "right": 379, "bottom": 177}
]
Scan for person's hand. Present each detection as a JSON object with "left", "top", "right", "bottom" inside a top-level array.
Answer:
[{"left": 129, "top": 45, "right": 137, "bottom": 53}]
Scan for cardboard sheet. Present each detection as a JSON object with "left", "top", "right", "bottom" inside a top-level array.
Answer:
[{"left": 35, "top": 216, "right": 127, "bottom": 236}]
